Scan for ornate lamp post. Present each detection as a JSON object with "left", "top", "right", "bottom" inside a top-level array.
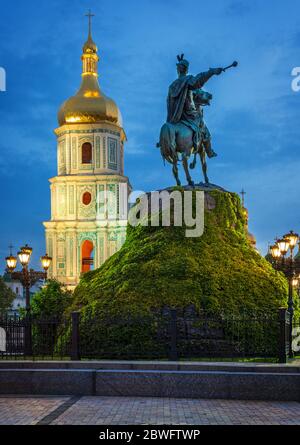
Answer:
[
  {"left": 270, "top": 230, "right": 299, "bottom": 358},
  {"left": 5, "top": 245, "right": 52, "bottom": 355},
  {"left": 5, "top": 245, "right": 52, "bottom": 316}
]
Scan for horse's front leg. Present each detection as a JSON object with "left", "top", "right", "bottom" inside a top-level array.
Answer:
[
  {"left": 200, "top": 149, "right": 209, "bottom": 184},
  {"left": 172, "top": 159, "right": 181, "bottom": 186},
  {"left": 190, "top": 153, "right": 197, "bottom": 169},
  {"left": 182, "top": 156, "right": 194, "bottom": 187}
]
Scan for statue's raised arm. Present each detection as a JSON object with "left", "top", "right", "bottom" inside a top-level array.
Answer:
[
  {"left": 188, "top": 60, "right": 238, "bottom": 91},
  {"left": 187, "top": 66, "right": 224, "bottom": 90}
]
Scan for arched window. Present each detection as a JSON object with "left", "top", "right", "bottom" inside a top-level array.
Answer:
[
  {"left": 82, "top": 142, "right": 92, "bottom": 164},
  {"left": 81, "top": 240, "right": 94, "bottom": 273}
]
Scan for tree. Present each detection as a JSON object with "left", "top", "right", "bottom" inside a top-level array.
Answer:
[
  {"left": 29, "top": 280, "right": 73, "bottom": 356},
  {"left": 30, "top": 279, "right": 73, "bottom": 320},
  {"left": 0, "top": 276, "right": 15, "bottom": 315}
]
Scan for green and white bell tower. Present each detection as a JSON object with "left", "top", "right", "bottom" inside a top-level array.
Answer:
[{"left": 44, "top": 16, "right": 130, "bottom": 289}]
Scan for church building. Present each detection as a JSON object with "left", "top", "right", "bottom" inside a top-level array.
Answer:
[{"left": 44, "top": 16, "right": 130, "bottom": 289}]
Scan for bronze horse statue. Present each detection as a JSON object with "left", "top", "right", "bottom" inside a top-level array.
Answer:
[{"left": 157, "top": 88, "right": 212, "bottom": 186}]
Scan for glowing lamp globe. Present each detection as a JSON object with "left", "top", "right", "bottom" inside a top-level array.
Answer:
[
  {"left": 40, "top": 254, "right": 52, "bottom": 271},
  {"left": 5, "top": 255, "right": 17, "bottom": 272},
  {"left": 270, "top": 244, "right": 281, "bottom": 259},
  {"left": 18, "top": 250, "right": 31, "bottom": 267},
  {"left": 276, "top": 238, "right": 290, "bottom": 256},
  {"left": 284, "top": 230, "right": 299, "bottom": 249}
]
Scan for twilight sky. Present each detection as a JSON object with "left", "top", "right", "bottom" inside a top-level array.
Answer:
[{"left": 0, "top": 0, "right": 300, "bottom": 270}]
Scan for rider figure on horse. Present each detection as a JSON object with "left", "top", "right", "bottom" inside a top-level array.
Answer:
[{"left": 167, "top": 54, "right": 223, "bottom": 158}]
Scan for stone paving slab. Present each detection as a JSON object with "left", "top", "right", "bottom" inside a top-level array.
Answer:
[
  {"left": 0, "top": 396, "right": 68, "bottom": 425},
  {"left": 1, "top": 396, "right": 300, "bottom": 425},
  {"left": 52, "top": 397, "right": 300, "bottom": 425},
  {"left": 49, "top": 396, "right": 300, "bottom": 425}
]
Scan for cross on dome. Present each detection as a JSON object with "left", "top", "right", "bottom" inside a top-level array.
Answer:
[{"left": 85, "top": 9, "right": 95, "bottom": 37}]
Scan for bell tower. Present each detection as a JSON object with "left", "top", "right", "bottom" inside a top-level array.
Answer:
[{"left": 43, "top": 13, "right": 130, "bottom": 289}]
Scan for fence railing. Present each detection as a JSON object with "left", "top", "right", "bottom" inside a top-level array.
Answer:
[
  {"left": 292, "top": 316, "right": 300, "bottom": 358},
  {"left": 0, "top": 308, "right": 296, "bottom": 363},
  {"left": 0, "top": 315, "right": 71, "bottom": 359}
]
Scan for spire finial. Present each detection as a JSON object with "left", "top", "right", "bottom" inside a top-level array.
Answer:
[
  {"left": 82, "top": 9, "right": 98, "bottom": 70},
  {"left": 240, "top": 188, "right": 246, "bottom": 207},
  {"left": 85, "top": 9, "right": 95, "bottom": 37}
]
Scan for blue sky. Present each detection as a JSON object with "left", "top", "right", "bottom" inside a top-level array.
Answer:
[{"left": 0, "top": 0, "right": 300, "bottom": 270}]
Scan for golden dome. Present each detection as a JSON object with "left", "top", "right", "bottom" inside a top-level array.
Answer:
[
  {"left": 57, "top": 19, "right": 122, "bottom": 127},
  {"left": 58, "top": 76, "right": 122, "bottom": 127}
]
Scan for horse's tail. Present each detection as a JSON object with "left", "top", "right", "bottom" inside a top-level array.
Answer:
[{"left": 158, "top": 123, "right": 176, "bottom": 164}]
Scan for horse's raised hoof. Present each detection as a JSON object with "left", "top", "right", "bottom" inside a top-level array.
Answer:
[{"left": 207, "top": 150, "right": 217, "bottom": 158}]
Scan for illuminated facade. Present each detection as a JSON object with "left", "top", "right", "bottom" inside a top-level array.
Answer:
[{"left": 43, "top": 19, "right": 130, "bottom": 289}]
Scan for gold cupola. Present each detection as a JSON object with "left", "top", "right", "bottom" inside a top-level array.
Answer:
[{"left": 58, "top": 13, "right": 122, "bottom": 127}]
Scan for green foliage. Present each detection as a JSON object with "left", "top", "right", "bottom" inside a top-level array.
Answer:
[
  {"left": 30, "top": 279, "right": 73, "bottom": 320},
  {"left": 0, "top": 276, "right": 15, "bottom": 315},
  {"left": 27, "top": 280, "right": 72, "bottom": 356},
  {"left": 71, "top": 190, "right": 288, "bottom": 319},
  {"left": 78, "top": 309, "right": 167, "bottom": 359}
]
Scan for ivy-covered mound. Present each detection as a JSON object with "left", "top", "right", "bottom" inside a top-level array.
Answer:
[
  {"left": 60, "top": 188, "right": 291, "bottom": 359},
  {"left": 71, "top": 189, "right": 288, "bottom": 317}
]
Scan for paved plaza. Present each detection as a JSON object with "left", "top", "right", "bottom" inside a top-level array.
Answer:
[{"left": 0, "top": 396, "right": 299, "bottom": 425}]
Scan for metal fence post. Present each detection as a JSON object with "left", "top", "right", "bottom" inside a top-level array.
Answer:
[
  {"left": 278, "top": 308, "right": 288, "bottom": 364},
  {"left": 169, "top": 309, "right": 178, "bottom": 361},
  {"left": 71, "top": 312, "right": 80, "bottom": 361},
  {"left": 24, "top": 314, "right": 32, "bottom": 357}
]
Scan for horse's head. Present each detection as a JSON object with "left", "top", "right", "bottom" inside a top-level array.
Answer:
[{"left": 193, "top": 89, "right": 213, "bottom": 107}]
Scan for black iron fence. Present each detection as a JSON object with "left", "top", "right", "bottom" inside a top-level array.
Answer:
[
  {"left": 0, "top": 315, "right": 71, "bottom": 359},
  {"left": 292, "top": 315, "right": 300, "bottom": 358},
  {"left": 0, "top": 308, "right": 297, "bottom": 363}
]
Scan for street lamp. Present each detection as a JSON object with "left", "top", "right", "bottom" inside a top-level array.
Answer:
[
  {"left": 270, "top": 244, "right": 281, "bottom": 260},
  {"left": 284, "top": 230, "right": 299, "bottom": 252},
  {"left": 276, "top": 238, "right": 290, "bottom": 256},
  {"left": 270, "top": 231, "right": 300, "bottom": 358},
  {"left": 5, "top": 254, "right": 17, "bottom": 273},
  {"left": 18, "top": 250, "right": 31, "bottom": 268},
  {"left": 5, "top": 245, "right": 52, "bottom": 356},
  {"left": 6, "top": 247, "right": 52, "bottom": 311},
  {"left": 40, "top": 254, "right": 52, "bottom": 272}
]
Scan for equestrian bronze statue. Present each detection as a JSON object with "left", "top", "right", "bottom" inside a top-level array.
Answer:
[{"left": 157, "top": 55, "right": 237, "bottom": 186}]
